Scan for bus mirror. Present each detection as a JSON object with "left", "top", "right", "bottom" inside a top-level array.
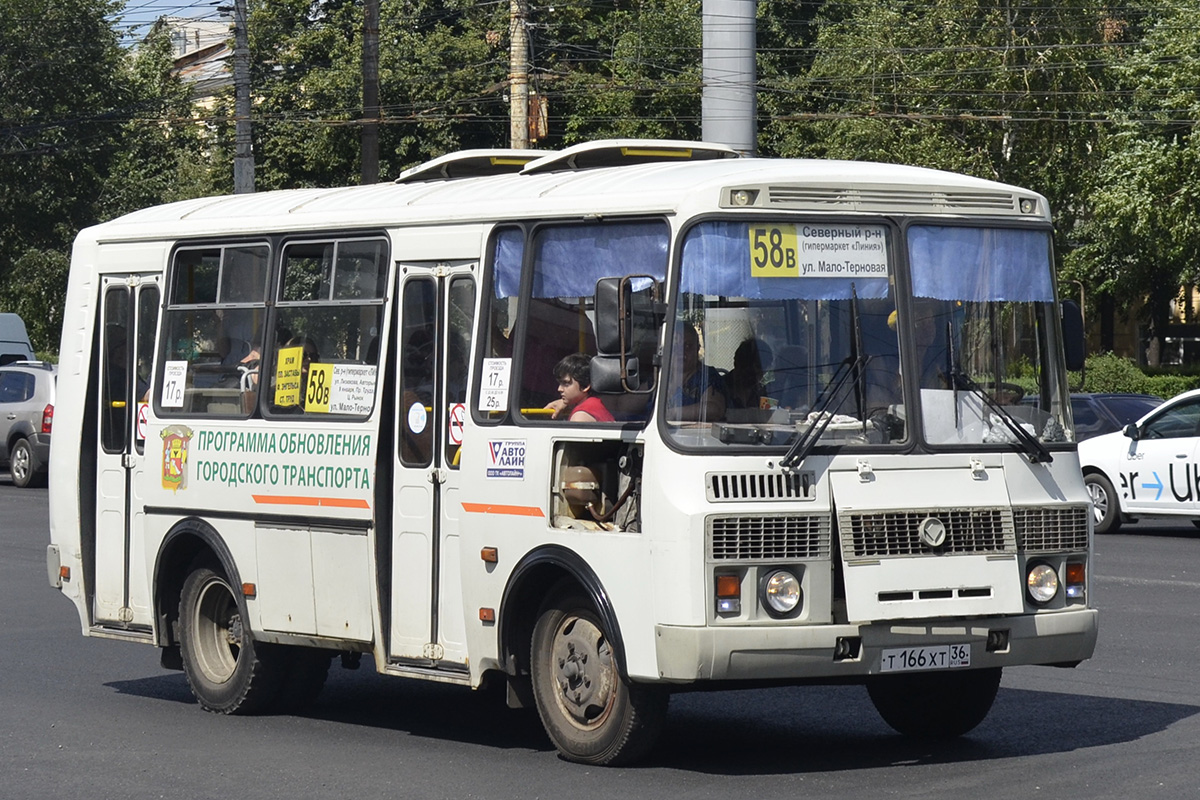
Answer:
[
  {"left": 1061, "top": 300, "right": 1085, "bottom": 372},
  {"left": 594, "top": 275, "right": 660, "bottom": 357},
  {"left": 590, "top": 354, "right": 640, "bottom": 393},
  {"left": 594, "top": 277, "right": 629, "bottom": 355}
]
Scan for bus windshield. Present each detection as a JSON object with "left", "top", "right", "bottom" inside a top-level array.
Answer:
[{"left": 664, "top": 220, "right": 1072, "bottom": 452}]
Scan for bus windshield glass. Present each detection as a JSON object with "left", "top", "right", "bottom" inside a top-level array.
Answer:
[
  {"left": 907, "top": 224, "right": 1071, "bottom": 447},
  {"left": 665, "top": 220, "right": 1072, "bottom": 452},
  {"left": 665, "top": 219, "right": 903, "bottom": 451}
]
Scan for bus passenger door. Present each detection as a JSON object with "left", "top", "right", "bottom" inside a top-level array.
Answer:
[
  {"left": 93, "top": 275, "right": 161, "bottom": 628},
  {"left": 389, "top": 264, "right": 476, "bottom": 667}
]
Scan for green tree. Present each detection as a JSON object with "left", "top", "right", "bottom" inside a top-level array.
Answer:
[
  {"left": 1063, "top": 4, "right": 1200, "bottom": 365},
  {"left": 0, "top": 0, "right": 127, "bottom": 350},
  {"left": 0, "top": 1, "right": 208, "bottom": 352},
  {"left": 763, "top": 0, "right": 1120, "bottom": 241}
]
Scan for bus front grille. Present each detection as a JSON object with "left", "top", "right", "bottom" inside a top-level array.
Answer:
[
  {"left": 840, "top": 509, "right": 1016, "bottom": 558},
  {"left": 1013, "top": 506, "right": 1089, "bottom": 552},
  {"left": 707, "top": 514, "right": 831, "bottom": 561}
]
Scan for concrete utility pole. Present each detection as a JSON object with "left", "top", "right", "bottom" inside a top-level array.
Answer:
[
  {"left": 231, "top": 0, "right": 255, "bottom": 192},
  {"left": 509, "top": 0, "right": 530, "bottom": 149},
  {"left": 702, "top": 0, "right": 757, "bottom": 156},
  {"left": 361, "top": 0, "right": 380, "bottom": 184}
]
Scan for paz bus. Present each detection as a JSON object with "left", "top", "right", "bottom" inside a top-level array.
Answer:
[{"left": 48, "top": 140, "right": 1096, "bottom": 765}]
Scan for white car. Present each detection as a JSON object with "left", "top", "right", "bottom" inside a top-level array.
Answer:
[{"left": 1079, "top": 387, "right": 1200, "bottom": 533}]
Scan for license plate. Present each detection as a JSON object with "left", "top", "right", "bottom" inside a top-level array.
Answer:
[{"left": 879, "top": 644, "right": 971, "bottom": 673}]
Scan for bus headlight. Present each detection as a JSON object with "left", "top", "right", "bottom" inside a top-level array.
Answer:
[
  {"left": 1026, "top": 563, "right": 1059, "bottom": 604},
  {"left": 762, "top": 570, "right": 802, "bottom": 616}
]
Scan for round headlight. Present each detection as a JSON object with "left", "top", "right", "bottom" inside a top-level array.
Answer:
[
  {"left": 763, "top": 570, "right": 802, "bottom": 616},
  {"left": 1026, "top": 563, "right": 1059, "bottom": 604}
]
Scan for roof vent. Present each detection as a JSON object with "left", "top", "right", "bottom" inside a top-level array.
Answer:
[
  {"left": 520, "top": 139, "right": 739, "bottom": 175},
  {"left": 394, "top": 149, "right": 552, "bottom": 183}
]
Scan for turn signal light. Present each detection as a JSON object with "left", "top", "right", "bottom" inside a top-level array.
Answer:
[
  {"left": 480, "top": 547, "right": 498, "bottom": 563},
  {"left": 479, "top": 607, "right": 496, "bottom": 623},
  {"left": 241, "top": 583, "right": 257, "bottom": 598},
  {"left": 715, "top": 574, "right": 741, "bottom": 615},
  {"left": 59, "top": 566, "right": 71, "bottom": 582},
  {"left": 1065, "top": 562, "right": 1086, "bottom": 599}
]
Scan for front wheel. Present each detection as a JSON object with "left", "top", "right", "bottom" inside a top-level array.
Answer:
[
  {"left": 1085, "top": 473, "right": 1122, "bottom": 534},
  {"left": 530, "top": 585, "right": 668, "bottom": 765},
  {"left": 868, "top": 667, "right": 1002, "bottom": 738},
  {"left": 179, "top": 563, "right": 281, "bottom": 714}
]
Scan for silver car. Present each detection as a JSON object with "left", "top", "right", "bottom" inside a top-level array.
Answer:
[{"left": 0, "top": 361, "right": 56, "bottom": 488}]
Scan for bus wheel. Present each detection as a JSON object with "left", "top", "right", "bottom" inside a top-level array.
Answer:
[
  {"left": 530, "top": 588, "right": 667, "bottom": 765},
  {"left": 868, "top": 667, "right": 1001, "bottom": 738},
  {"left": 179, "top": 564, "right": 280, "bottom": 714},
  {"left": 1085, "top": 473, "right": 1122, "bottom": 534}
]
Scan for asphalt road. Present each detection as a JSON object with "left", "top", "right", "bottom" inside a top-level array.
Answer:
[{"left": 3, "top": 472, "right": 1199, "bottom": 799}]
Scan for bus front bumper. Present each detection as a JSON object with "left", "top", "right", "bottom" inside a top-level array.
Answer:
[{"left": 652, "top": 607, "right": 1098, "bottom": 683}]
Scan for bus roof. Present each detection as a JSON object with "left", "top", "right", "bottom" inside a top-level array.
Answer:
[{"left": 80, "top": 143, "right": 1049, "bottom": 245}]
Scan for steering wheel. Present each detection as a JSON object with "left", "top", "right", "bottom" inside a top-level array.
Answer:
[{"left": 978, "top": 381, "right": 1025, "bottom": 404}]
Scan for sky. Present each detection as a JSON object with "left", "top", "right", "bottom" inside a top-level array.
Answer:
[{"left": 110, "top": 0, "right": 227, "bottom": 44}]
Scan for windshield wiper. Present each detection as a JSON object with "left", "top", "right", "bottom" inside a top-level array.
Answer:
[
  {"left": 951, "top": 369, "right": 1053, "bottom": 463},
  {"left": 780, "top": 353, "right": 870, "bottom": 471},
  {"left": 781, "top": 284, "right": 871, "bottom": 472}
]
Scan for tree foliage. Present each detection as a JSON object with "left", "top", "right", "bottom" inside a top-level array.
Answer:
[{"left": 0, "top": 0, "right": 204, "bottom": 351}]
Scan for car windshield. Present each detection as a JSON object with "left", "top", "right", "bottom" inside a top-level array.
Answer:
[
  {"left": 662, "top": 220, "right": 1073, "bottom": 452},
  {"left": 1099, "top": 395, "right": 1161, "bottom": 425}
]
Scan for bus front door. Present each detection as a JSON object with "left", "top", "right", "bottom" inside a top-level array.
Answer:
[
  {"left": 92, "top": 273, "right": 161, "bottom": 628},
  {"left": 388, "top": 264, "right": 476, "bottom": 668}
]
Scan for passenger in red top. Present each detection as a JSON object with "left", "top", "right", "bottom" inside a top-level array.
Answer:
[{"left": 544, "top": 353, "right": 615, "bottom": 423}]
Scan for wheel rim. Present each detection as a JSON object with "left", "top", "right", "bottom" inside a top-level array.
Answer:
[
  {"left": 10, "top": 443, "right": 29, "bottom": 483},
  {"left": 548, "top": 615, "right": 618, "bottom": 731},
  {"left": 191, "top": 575, "right": 242, "bottom": 684},
  {"left": 1087, "top": 481, "right": 1108, "bottom": 523}
]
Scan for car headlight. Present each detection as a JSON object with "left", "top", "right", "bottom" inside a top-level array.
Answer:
[
  {"left": 762, "top": 569, "right": 802, "bottom": 616},
  {"left": 1026, "top": 563, "right": 1059, "bottom": 604}
]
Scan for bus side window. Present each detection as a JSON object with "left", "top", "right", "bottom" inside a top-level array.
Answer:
[
  {"left": 157, "top": 244, "right": 269, "bottom": 417},
  {"left": 267, "top": 238, "right": 387, "bottom": 418}
]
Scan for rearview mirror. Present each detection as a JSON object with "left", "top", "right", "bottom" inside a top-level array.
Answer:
[
  {"left": 1061, "top": 300, "right": 1085, "bottom": 372},
  {"left": 593, "top": 275, "right": 660, "bottom": 393},
  {"left": 1123, "top": 422, "right": 1139, "bottom": 440}
]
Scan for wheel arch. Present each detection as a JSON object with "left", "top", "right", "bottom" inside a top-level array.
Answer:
[
  {"left": 152, "top": 517, "right": 243, "bottom": 648},
  {"left": 5, "top": 420, "right": 36, "bottom": 456},
  {"left": 497, "top": 544, "right": 628, "bottom": 683}
]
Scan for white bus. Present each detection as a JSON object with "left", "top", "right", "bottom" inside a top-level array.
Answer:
[{"left": 48, "top": 140, "right": 1096, "bottom": 765}]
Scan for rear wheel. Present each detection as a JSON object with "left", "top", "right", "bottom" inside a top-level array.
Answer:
[
  {"left": 9, "top": 438, "right": 42, "bottom": 488},
  {"left": 868, "top": 667, "right": 1002, "bottom": 737},
  {"left": 530, "top": 585, "right": 668, "bottom": 765},
  {"left": 179, "top": 563, "right": 281, "bottom": 714},
  {"left": 1085, "top": 473, "right": 1122, "bottom": 534}
]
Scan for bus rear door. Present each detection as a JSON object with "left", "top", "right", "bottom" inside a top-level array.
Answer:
[{"left": 93, "top": 271, "right": 161, "bottom": 629}]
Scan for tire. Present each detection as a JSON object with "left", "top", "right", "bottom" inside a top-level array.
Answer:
[
  {"left": 9, "top": 438, "right": 43, "bottom": 488},
  {"left": 274, "top": 648, "right": 332, "bottom": 712},
  {"left": 179, "top": 563, "right": 281, "bottom": 714},
  {"left": 868, "top": 667, "right": 1002, "bottom": 738},
  {"left": 1085, "top": 472, "right": 1122, "bottom": 534},
  {"left": 530, "top": 585, "right": 668, "bottom": 765}
]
